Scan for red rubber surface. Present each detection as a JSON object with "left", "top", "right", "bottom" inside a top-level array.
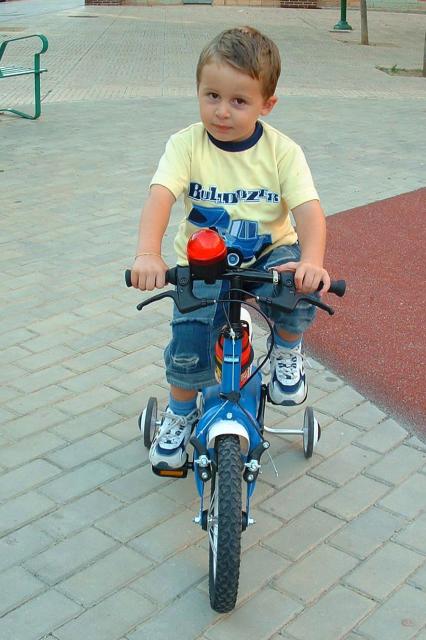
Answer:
[{"left": 305, "top": 188, "right": 426, "bottom": 435}]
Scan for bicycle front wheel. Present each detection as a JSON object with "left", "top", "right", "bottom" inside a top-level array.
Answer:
[{"left": 208, "top": 434, "right": 243, "bottom": 613}]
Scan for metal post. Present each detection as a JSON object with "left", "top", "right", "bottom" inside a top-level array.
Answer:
[{"left": 333, "top": 0, "right": 352, "bottom": 31}]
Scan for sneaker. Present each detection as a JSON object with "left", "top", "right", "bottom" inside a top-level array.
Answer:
[
  {"left": 149, "top": 407, "right": 199, "bottom": 470},
  {"left": 268, "top": 339, "right": 307, "bottom": 406}
]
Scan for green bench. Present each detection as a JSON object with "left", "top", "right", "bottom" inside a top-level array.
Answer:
[{"left": 0, "top": 33, "right": 48, "bottom": 120}]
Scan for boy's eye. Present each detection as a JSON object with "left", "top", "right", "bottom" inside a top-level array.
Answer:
[
  {"left": 233, "top": 98, "right": 247, "bottom": 106},
  {"left": 208, "top": 92, "right": 220, "bottom": 100}
]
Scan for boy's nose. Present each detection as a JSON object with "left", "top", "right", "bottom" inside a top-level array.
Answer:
[{"left": 215, "top": 103, "right": 230, "bottom": 119}]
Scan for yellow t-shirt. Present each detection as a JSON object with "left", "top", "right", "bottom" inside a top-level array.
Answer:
[{"left": 151, "top": 120, "right": 319, "bottom": 265}]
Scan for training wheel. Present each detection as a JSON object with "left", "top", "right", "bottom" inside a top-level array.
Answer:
[
  {"left": 303, "top": 406, "right": 321, "bottom": 458},
  {"left": 139, "top": 397, "right": 158, "bottom": 449}
]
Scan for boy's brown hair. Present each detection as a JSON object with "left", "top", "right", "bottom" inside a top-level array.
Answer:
[{"left": 196, "top": 26, "right": 281, "bottom": 100}]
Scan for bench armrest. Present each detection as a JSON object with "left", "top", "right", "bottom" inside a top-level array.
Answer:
[{"left": 0, "top": 34, "right": 48, "bottom": 63}]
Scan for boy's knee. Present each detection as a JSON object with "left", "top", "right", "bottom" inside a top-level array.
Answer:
[
  {"left": 275, "top": 302, "right": 317, "bottom": 335},
  {"left": 165, "top": 318, "right": 212, "bottom": 375}
]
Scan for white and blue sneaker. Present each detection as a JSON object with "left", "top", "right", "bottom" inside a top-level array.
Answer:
[
  {"left": 149, "top": 407, "right": 199, "bottom": 470},
  {"left": 268, "top": 340, "right": 307, "bottom": 406}
]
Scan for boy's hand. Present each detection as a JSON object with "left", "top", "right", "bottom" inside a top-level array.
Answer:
[
  {"left": 274, "top": 261, "right": 330, "bottom": 295},
  {"left": 131, "top": 254, "right": 168, "bottom": 291}
]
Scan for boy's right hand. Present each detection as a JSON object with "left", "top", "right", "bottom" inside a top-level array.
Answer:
[{"left": 131, "top": 254, "right": 168, "bottom": 291}]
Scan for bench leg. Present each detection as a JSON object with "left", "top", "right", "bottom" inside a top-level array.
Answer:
[
  {"left": 33, "top": 69, "right": 42, "bottom": 119},
  {"left": 0, "top": 70, "right": 43, "bottom": 120},
  {"left": 0, "top": 107, "right": 39, "bottom": 120}
]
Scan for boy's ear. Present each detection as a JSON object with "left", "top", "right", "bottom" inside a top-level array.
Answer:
[{"left": 260, "top": 95, "right": 278, "bottom": 116}]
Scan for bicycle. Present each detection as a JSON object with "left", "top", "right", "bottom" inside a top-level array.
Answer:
[{"left": 125, "top": 228, "right": 345, "bottom": 613}]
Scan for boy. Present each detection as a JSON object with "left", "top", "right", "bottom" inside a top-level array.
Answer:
[{"left": 131, "top": 26, "right": 330, "bottom": 470}]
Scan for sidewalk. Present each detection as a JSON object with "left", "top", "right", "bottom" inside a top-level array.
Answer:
[{"left": 1, "top": 3, "right": 426, "bottom": 639}]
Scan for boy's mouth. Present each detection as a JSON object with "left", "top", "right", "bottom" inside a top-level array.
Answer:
[{"left": 213, "top": 124, "right": 233, "bottom": 133}]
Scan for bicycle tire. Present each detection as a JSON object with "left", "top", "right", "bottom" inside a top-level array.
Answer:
[
  {"left": 303, "top": 406, "right": 321, "bottom": 459},
  {"left": 142, "top": 397, "right": 158, "bottom": 449},
  {"left": 208, "top": 434, "right": 243, "bottom": 613}
]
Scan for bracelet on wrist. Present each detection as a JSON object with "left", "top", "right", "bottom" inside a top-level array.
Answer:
[{"left": 134, "top": 251, "right": 161, "bottom": 260}]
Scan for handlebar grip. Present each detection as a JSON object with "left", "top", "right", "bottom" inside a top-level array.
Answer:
[
  {"left": 328, "top": 280, "right": 346, "bottom": 297},
  {"left": 125, "top": 268, "right": 177, "bottom": 288},
  {"left": 165, "top": 268, "right": 177, "bottom": 285}
]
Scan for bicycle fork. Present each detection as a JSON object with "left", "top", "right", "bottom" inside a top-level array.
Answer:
[{"left": 191, "top": 379, "right": 269, "bottom": 531}]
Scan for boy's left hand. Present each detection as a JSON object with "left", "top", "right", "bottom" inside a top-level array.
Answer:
[{"left": 274, "top": 261, "right": 331, "bottom": 295}]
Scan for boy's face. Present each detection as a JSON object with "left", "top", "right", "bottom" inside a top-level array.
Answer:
[{"left": 197, "top": 61, "right": 277, "bottom": 143}]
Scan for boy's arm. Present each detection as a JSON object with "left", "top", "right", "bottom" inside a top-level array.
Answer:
[
  {"left": 275, "top": 199, "right": 330, "bottom": 294},
  {"left": 131, "top": 184, "right": 175, "bottom": 291}
]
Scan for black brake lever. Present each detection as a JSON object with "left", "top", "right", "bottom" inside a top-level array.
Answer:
[
  {"left": 261, "top": 291, "right": 334, "bottom": 315},
  {"left": 296, "top": 294, "right": 334, "bottom": 315},
  {"left": 260, "top": 271, "right": 336, "bottom": 316},
  {"left": 125, "top": 266, "right": 214, "bottom": 314},
  {"left": 136, "top": 290, "right": 178, "bottom": 311},
  {"left": 168, "top": 266, "right": 216, "bottom": 313}
]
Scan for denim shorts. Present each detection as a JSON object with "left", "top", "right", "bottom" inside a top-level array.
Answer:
[{"left": 164, "top": 243, "right": 317, "bottom": 389}]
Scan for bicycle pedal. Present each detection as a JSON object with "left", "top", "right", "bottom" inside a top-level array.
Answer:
[
  {"left": 152, "top": 465, "right": 188, "bottom": 478},
  {"left": 151, "top": 457, "right": 192, "bottom": 478}
]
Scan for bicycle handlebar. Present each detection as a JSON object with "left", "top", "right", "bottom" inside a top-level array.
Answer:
[
  {"left": 318, "top": 279, "right": 346, "bottom": 297},
  {"left": 125, "top": 266, "right": 346, "bottom": 316}
]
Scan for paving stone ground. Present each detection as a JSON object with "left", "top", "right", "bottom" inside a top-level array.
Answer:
[{"left": 1, "top": 2, "right": 425, "bottom": 639}]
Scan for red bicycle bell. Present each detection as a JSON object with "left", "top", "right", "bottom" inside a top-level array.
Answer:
[{"left": 187, "top": 229, "right": 228, "bottom": 283}]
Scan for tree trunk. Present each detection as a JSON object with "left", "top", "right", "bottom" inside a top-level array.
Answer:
[{"left": 360, "top": 0, "right": 369, "bottom": 46}]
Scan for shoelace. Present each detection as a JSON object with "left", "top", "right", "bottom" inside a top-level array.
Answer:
[
  {"left": 261, "top": 345, "right": 309, "bottom": 377},
  {"left": 275, "top": 347, "right": 302, "bottom": 381},
  {"left": 157, "top": 411, "right": 189, "bottom": 444}
]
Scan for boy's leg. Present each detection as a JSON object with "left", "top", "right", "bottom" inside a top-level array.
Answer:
[
  {"left": 268, "top": 327, "right": 307, "bottom": 406},
  {"left": 170, "top": 386, "right": 198, "bottom": 402},
  {"left": 276, "top": 329, "right": 302, "bottom": 343},
  {"left": 251, "top": 244, "right": 317, "bottom": 406},
  {"left": 148, "top": 280, "right": 226, "bottom": 469},
  {"left": 149, "top": 388, "right": 200, "bottom": 470}
]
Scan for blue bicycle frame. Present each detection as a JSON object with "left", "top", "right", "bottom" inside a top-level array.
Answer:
[{"left": 192, "top": 305, "right": 266, "bottom": 524}]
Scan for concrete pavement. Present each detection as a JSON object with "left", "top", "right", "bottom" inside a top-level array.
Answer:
[{"left": 1, "top": 2, "right": 426, "bottom": 639}]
